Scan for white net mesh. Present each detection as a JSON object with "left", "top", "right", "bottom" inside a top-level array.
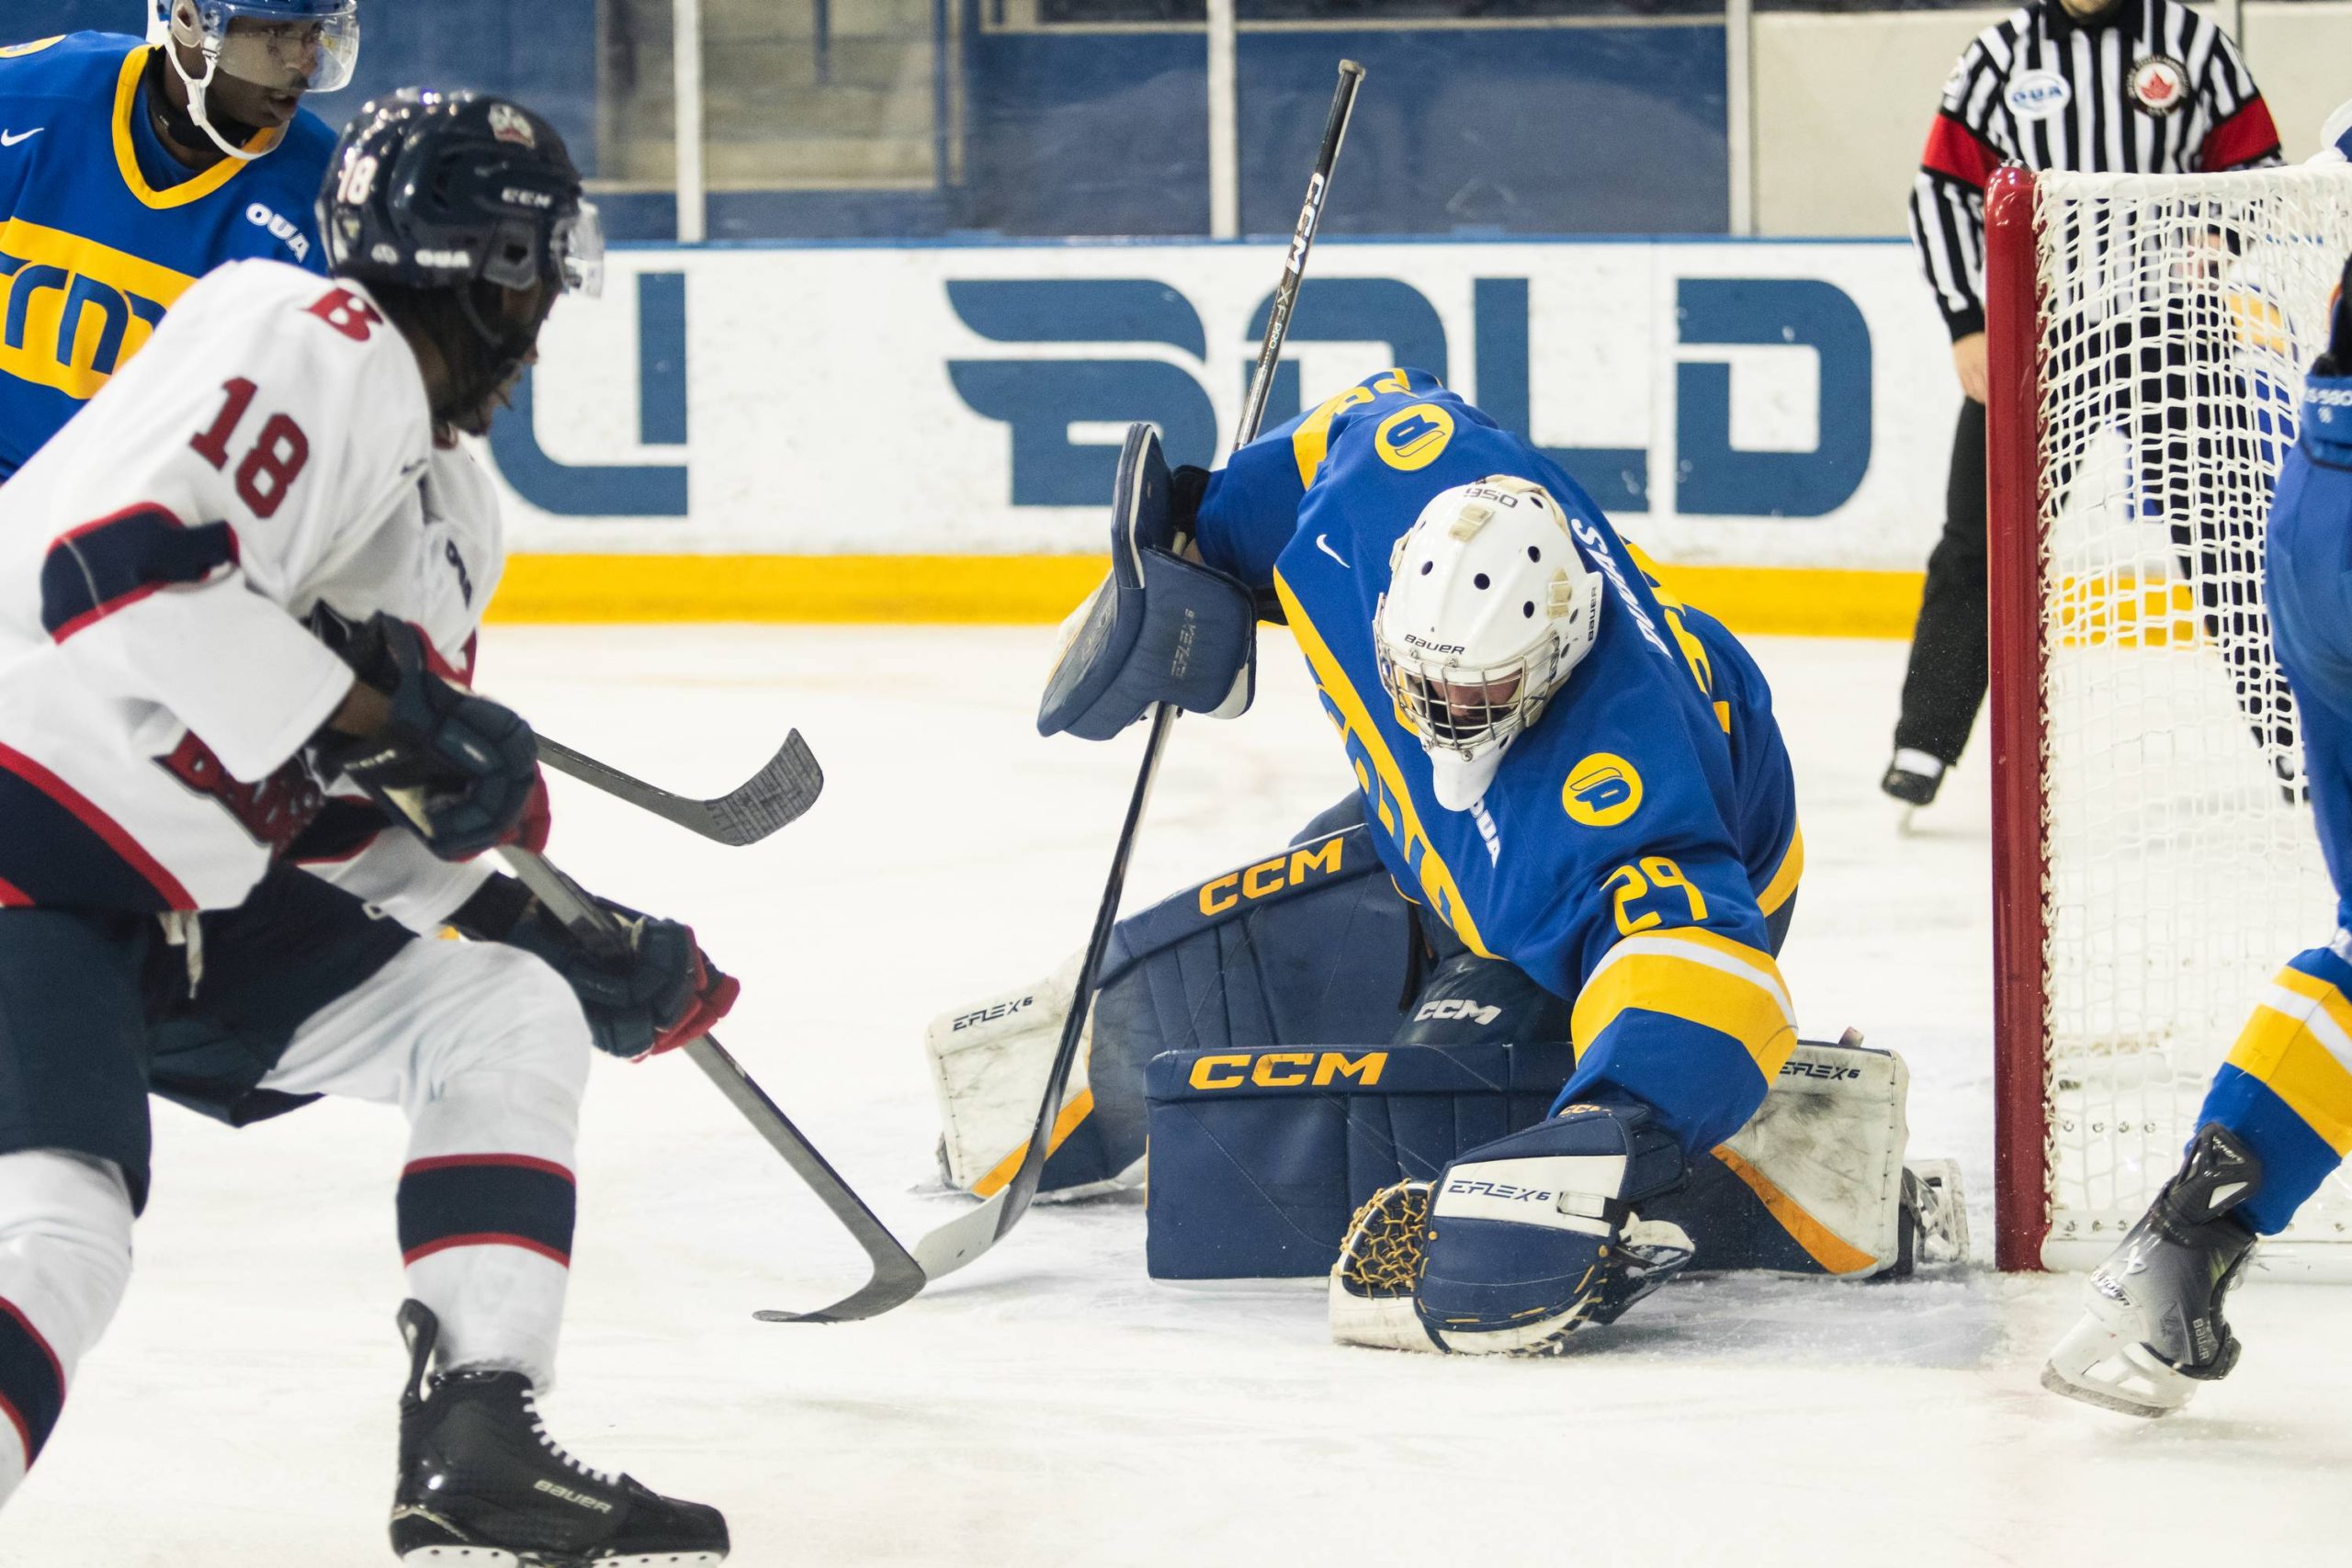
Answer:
[{"left": 2031, "top": 167, "right": 2352, "bottom": 1269}]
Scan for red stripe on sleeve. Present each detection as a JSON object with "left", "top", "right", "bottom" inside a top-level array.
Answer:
[
  {"left": 1921, "top": 113, "right": 1999, "bottom": 190},
  {"left": 2200, "top": 98, "right": 2281, "bottom": 171}
]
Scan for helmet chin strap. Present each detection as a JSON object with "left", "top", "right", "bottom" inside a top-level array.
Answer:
[{"left": 164, "top": 23, "right": 271, "bottom": 164}]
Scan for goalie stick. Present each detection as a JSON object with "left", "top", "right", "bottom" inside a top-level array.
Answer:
[
  {"left": 900, "top": 59, "right": 1370, "bottom": 1293},
  {"left": 498, "top": 847, "right": 926, "bottom": 1323},
  {"left": 536, "top": 729, "right": 823, "bottom": 847}
]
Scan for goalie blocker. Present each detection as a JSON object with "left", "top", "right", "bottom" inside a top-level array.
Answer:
[{"left": 925, "top": 821, "right": 1967, "bottom": 1296}]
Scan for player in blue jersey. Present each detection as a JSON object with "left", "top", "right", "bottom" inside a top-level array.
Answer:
[
  {"left": 0, "top": 1, "right": 356, "bottom": 480},
  {"left": 1035, "top": 367, "right": 1808, "bottom": 1353},
  {"left": 2046, "top": 258, "right": 2352, "bottom": 1416}
]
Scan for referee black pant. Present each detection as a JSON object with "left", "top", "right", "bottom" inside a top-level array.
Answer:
[
  {"left": 1894, "top": 379, "right": 2296, "bottom": 775},
  {"left": 1894, "top": 398, "right": 1988, "bottom": 767}
]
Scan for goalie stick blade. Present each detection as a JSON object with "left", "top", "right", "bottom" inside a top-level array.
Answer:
[
  {"left": 908, "top": 1190, "right": 1010, "bottom": 1281},
  {"left": 537, "top": 730, "right": 824, "bottom": 847}
]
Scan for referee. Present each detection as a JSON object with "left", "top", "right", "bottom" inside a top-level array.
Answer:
[{"left": 1884, "top": 0, "right": 2283, "bottom": 808}]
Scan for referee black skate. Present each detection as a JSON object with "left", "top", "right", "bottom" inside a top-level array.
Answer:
[{"left": 1886, "top": 0, "right": 2282, "bottom": 808}]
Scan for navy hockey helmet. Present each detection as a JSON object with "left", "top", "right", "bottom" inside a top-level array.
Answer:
[{"left": 321, "top": 90, "right": 604, "bottom": 429}]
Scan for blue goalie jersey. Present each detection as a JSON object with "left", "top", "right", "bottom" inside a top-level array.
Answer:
[
  {"left": 1193, "top": 368, "right": 1804, "bottom": 1156},
  {"left": 0, "top": 32, "right": 334, "bottom": 480}
]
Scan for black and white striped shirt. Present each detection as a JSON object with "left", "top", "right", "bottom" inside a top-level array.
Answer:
[{"left": 1909, "top": 0, "right": 2282, "bottom": 339}]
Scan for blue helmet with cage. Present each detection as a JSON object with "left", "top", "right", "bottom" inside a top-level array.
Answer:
[
  {"left": 153, "top": 0, "right": 360, "bottom": 162},
  {"left": 321, "top": 89, "right": 604, "bottom": 434}
]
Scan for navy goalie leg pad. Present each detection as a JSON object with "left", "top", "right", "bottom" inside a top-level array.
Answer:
[{"left": 926, "top": 814, "right": 1414, "bottom": 1200}]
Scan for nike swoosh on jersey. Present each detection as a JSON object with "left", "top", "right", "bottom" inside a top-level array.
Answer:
[
  {"left": 0, "top": 129, "right": 42, "bottom": 147},
  {"left": 1316, "top": 534, "right": 1350, "bottom": 568}
]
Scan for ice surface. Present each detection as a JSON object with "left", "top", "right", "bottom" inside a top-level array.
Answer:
[{"left": 9, "top": 628, "right": 2348, "bottom": 1567}]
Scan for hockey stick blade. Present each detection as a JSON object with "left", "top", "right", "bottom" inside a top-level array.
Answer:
[
  {"left": 496, "top": 850, "right": 925, "bottom": 1323},
  {"left": 686, "top": 1036, "right": 927, "bottom": 1325},
  {"left": 537, "top": 730, "right": 823, "bottom": 847}
]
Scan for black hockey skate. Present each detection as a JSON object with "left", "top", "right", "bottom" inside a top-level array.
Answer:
[
  {"left": 1879, "top": 749, "right": 1945, "bottom": 808},
  {"left": 2041, "top": 1123, "right": 2261, "bottom": 1418},
  {"left": 390, "top": 1301, "right": 729, "bottom": 1566}
]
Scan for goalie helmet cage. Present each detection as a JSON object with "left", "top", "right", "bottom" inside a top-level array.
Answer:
[{"left": 1986, "top": 162, "right": 2352, "bottom": 1276}]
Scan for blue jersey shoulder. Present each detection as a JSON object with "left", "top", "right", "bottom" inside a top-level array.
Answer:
[{"left": 0, "top": 32, "right": 141, "bottom": 106}]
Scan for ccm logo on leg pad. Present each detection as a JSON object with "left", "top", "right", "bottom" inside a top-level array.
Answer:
[{"left": 1187, "top": 1050, "right": 1387, "bottom": 1090}]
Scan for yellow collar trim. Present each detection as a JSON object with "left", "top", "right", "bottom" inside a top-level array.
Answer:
[{"left": 111, "top": 48, "right": 282, "bottom": 211}]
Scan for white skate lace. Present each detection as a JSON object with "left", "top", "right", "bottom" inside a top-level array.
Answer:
[{"left": 520, "top": 1387, "right": 620, "bottom": 1488}]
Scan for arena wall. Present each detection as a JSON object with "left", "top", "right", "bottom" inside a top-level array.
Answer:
[{"left": 486, "top": 239, "right": 1957, "bottom": 637}]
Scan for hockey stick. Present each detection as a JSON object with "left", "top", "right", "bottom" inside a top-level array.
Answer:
[
  {"left": 498, "top": 847, "right": 926, "bottom": 1323},
  {"left": 903, "top": 60, "right": 1368, "bottom": 1290},
  {"left": 535, "top": 729, "right": 823, "bottom": 848}
]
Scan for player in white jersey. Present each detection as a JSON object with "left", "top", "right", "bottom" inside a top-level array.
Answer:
[{"left": 0, "top": 91, "right": 735, "bottom": 1564}]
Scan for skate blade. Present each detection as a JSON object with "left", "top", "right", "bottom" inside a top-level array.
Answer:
[
  {"left": 400, "top": 1548, "right": 724, "bottom": 1567},
  {"left": 2041, "top": 1315, "right": 2194, "bottom": 1419}
]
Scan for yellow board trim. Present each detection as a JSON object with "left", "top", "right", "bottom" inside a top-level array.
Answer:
[
  {"left": 1273, "top": 567, "right": 1493, "bottom": 958},
  {"left": 1569, "top": 932, "right": 1797, "bottom": 1080},
  {"left": 1710, "top": 1145, "right": 1879, "bottom": 1276},
  {"left": 485, "top": 554, "right": 1928, "bottom": 634},
  {"left": 111, "top": 48, "right": 279, "bottom": 210},
  {"left": 1755, "top": 823, "right": 1804, "bottom": 919},
  {"left": 969, "top": 1087, "right": 1097, "bottom": 1200},
  {"left": 486, "top": 553, "right": 1116, "bottom": 624}
]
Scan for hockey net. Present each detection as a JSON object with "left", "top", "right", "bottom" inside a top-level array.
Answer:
[{"left": 1987, "top": 164, "right": 2352, "bottom": 1274}]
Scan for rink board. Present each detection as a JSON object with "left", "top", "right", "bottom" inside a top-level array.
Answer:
[{"left": 476, "top": 237, "right": 1959, "bottom": 629}]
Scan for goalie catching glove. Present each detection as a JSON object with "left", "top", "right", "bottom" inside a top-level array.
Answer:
[
  {"left": 453, "top": 877, "right": 740, "bottom": 1060},
  {"left": 1331, "top": 1101, "right": 1694, "bottom": 1355}
]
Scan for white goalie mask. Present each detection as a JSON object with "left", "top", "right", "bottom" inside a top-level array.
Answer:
[{"left": 1374, "top": 476, "right": 1605, "bottom": 811}]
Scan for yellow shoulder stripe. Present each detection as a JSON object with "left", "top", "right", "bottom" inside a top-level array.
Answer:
[
  {"left": 1286, "top": 367, "right": 1419, "bottom": 488},
  {"left": 2228, "top": 970, "right": 2352, "bottom": 1155},
  {"left": 1571, "top": 928, "right": 1797, "bottom": 1080},
  {"left": 1756, "top": 824, "right": 1804, "bottom": 919},
  {"left": 0, "top": 38, "right": 65, "bottom": 58},
  {"left": 111, "top": 48, "right": 279, "bottom": 210}
]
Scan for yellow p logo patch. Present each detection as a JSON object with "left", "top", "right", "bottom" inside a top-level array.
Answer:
[
  {"left": 1565, "top": 753, "right": 1644, "bottom": 828},
  {"left": 1375, "top": 403, "right": 1453, "bottom": 470}
]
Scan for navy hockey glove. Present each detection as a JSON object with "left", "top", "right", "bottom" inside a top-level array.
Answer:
[
  {"left": 478, "top": 885, "right": 741, "bottom": 1061},
  {"left": 316, "top": 615, "right": 540, "bottom": 862}
]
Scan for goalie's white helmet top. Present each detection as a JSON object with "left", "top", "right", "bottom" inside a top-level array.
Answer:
[{"left": 1374, "top": 476, "right": 1604, "bottom": 811}]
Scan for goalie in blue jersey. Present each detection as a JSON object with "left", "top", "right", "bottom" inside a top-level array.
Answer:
[
  {"left": 0, "top": 1, "right": 355, "bottom": 481},
  {"left": 981, "top": 367, "right": 1955, "bottom": 1356},
  {"left": 2045, "top": 256, "right": 2352, "bottom": 1417}
]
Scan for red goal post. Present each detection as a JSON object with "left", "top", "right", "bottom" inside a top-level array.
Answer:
[{"left": 1985, "top": 162, "right": 2352, "bottom": 1275}]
